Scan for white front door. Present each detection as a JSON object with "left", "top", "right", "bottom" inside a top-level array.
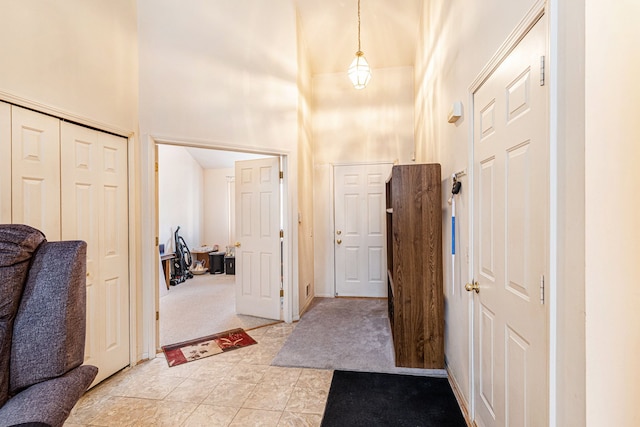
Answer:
[
  {"left": 11, "top": 106, "right": 61, "bottom": 240},
  {"left": 61, "top": 122, "right": 130, "bottom": 385},
  {"left": 235, "top": 157, "right": 281, "bottom": 320},
  {"left": 334, "top": 163, "right": 392, "bottom": 297},
  {"left": 471, "top": 16, "right": 548, "bottom": 427}
]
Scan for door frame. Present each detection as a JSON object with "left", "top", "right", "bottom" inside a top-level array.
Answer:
[
  {"left": 466, "top": 0, "right": 554, "bottom": 423},
  {"left": 330, "top": 160, "right": 394, "bottom": 297},
  {"left": 145, "top": 136, "right": 294, "bottom": 355}
]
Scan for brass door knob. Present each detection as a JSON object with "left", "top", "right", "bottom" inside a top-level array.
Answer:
[
  {"left": 234, "top": 242, "right": 241, "bottom": 248},
  {"left": 336, "top": 239, "right": 342, "bottom": 244},
  {"left": 465, "top": 281, "right": 479, "bottom": 293}
]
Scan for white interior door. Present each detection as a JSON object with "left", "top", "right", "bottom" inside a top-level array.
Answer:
[
  {"left": 471, "top": 16, "right": 548, "bottom": 427},
  {"left": 334, "top": 163, "right": 392, "bottom": 297},
  {"left": 11, "top": 106, "right": 61, "bottom": 239},
  {"left": 0, "top": 102, "right": 10, "bottom": 223},
  {"left": 235, "top": 157, "right": 281, "bottom": 320},
  {"left": 61, "top": 122, "right": 130, "bottom": 385}
]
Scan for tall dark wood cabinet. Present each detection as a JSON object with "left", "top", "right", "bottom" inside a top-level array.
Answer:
[{"left": 386, "top": 163, "right": 444, "bottom": 369}]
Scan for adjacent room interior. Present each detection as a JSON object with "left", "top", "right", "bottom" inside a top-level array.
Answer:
[{"left": 157, "top": 145, "right": 276, "bottom": 346}]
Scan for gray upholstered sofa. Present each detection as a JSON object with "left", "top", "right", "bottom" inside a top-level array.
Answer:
[{"left": 0, "top": 225, "right": 98, "bottom": 427}]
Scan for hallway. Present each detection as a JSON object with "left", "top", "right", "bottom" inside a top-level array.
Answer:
[{"left": 66, "top": 323, "right": 331, "bottom": 426}]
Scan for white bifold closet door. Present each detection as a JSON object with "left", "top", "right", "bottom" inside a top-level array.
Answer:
[
  {"left": 6, "top": 103, "right": 130, "bottom": 386},
  {"left": 61, "top": 121, "right": 130, "bottom": 385}
]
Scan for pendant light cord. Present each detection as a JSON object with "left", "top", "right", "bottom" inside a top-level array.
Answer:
[{"left": 357, "top": 0, "right": 362, "bottom": 52}]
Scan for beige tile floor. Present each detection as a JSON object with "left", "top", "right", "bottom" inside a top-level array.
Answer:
[{"left": 65, "top": 323, "right": 332, "bottom": 427}]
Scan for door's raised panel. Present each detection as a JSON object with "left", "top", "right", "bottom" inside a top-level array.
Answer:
[
  {"left": 240, "top": 193, "right": 252, "bottom": 236},
  {"left": 345, "top": 247, "right": 360, "bottom": 281},
  {"left": 103, "top": 186, "right": 119, "bottom": 257},
  {"left": 507, "top": 68, "right": 532, "bottom": 123},
  {"left": 480, "top": 158, "right": 496, "bottom": 281},
  {"left": 506, "top": 142, "right": 531, "bottom": 300},
  {"left": 241, "top": 168, "right": 252, "bottom": 184},
  {"left": 343, "top": 173, "right": 359, "bottom": 186},
  {"left": 241, "top": 252, "right": 253, "bottom": 295},
  {"left": 480, "top": 305, "right": 496, "bottom": 418},
  {"left": 367, "top": 193, "right": 384, "bottom": 235},
  {"left": 73, "top": 184, "right": 96, "bottom": 276},
  {"left": 105, "top": 277, "right": 121, "bottom": 351},
  {"left": 260, "top": 253, "right": 272, "bottom": 298},
  {"left": 75, "top": 141, "right": 93, "bottom": 171},
  {"left": 367, "top": 173, "right": 383, "bottom": 185},
  {"left": 259, "top": 166, "right": 273, "bottom": 183},
  {"left": 506, "top": 326, "right": 529, "bottom": 427},
  {"left": 102, "top": 146, "right": 117, "bottom": 173},
  {"left": 19, "top": 128, "right": 45, "bottom": 162},
  {"left": 344, "top": 194, "right": 360, "bottom": 236},
  {"left": 19, "top": 178, "right": 47, "bottom": 231},
  {"left": 481, "top": 100, "right": 496, "bottom": 140},
  {"left": 260, "top": 192, "right": 273, "bottom": 237},
  {"left": 368, "top": 247, "right": 384, "bottom": 282}
]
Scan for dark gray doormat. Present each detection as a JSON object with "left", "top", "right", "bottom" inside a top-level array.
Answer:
[{"left": 321, "top": 370, "right": 467, "bottom": 427}]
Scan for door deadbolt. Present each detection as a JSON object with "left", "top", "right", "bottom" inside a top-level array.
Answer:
[{"left": 336, "top": 230, "right": 342, "bottom": 235}]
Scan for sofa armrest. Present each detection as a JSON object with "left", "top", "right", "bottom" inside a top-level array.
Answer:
[{"left": 0, "top": 365, "right": 97, "bottom": 427}]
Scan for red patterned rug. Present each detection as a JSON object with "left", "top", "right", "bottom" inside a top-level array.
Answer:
[{"left": 161, "top": 328, "right": 257, "bottom": 367}]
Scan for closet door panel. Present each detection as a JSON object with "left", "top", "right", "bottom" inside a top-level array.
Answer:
[
  {"left": 96, "top": 131, "right": 129, "bottom": 382},
  {"left": 11, "top": 106, "right": 60, "bottom": 239},
  {"left": 61, "top": 122, "right": 130, "bottom": 385},
  {"left": 0, "top": 102, "right": 10, "bottom": 223}
]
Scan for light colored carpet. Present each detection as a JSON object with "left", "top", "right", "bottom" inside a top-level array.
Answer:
[
  {"left": 271, "top": 297, "right": 446, "bottom": 376},
  {"left": 160, "top": 273, "right": 276, "bottom": 346}
]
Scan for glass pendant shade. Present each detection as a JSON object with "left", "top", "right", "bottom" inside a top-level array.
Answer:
[{"left": 348, "top": 51, "right": 372, "bottom": 89}]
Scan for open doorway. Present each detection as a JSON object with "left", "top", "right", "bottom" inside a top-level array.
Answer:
[{"left": 156, "top": 144, "right": 280, "bottom": 346}]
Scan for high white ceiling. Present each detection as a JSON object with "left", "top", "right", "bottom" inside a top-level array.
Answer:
[
  {"left": 171, "top": 1, "right": 424, "bottom": 168},
  {"left": 295, "top": 0, "right": 423, "bottom": 75}
]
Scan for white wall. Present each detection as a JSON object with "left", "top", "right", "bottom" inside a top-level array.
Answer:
[
  {"left": 203, "top": 168, "right": 234, "bottom": 250},
  {"left": 137, "top": 0, "right": 302, "bottom": 324},
  {"left": 158, "top": 145, "right": 204, "bottom": 252},
  {"left": 137, "top": 0, "right": 298, "bottom": 151},
  {"left": 312, "top": 66, "right": 415, "bottom": 297},
  {"left": 584, "top": 0, "right": 640, "bottom": 425},
  {"left": 415, "top": 0, "right": 546, "bottom": 415},
  {"left": 297, "top": 11, "right": 315, "bottom": 313},
  {"left": 0, "top": 0, "right": 138, "bottom": 133}
]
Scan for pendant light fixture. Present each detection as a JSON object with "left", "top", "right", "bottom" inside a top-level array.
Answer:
[{"left": 348, "top": 0, "right": 372, "bottom": 89}]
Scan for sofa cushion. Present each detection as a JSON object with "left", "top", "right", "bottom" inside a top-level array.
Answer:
[
  {"left": 10, "top": 240, "right": 87, "bottom": 393},
  {"left": 0, "top": 364, "right": 97, "bottom": 427},
  {"left": 0, "top": 225, "right": 46, "bottom": 408}
]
